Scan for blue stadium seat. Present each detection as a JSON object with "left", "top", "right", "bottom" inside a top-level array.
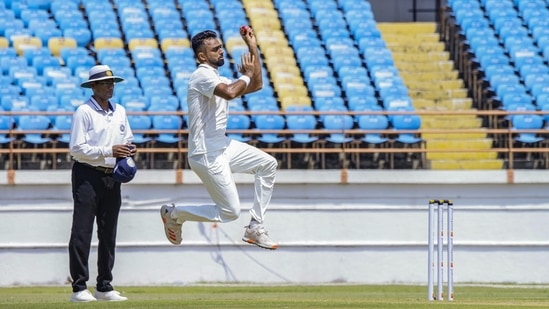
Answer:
[
  {"left": 149, "top": 95, "right": 180, "bottom": 111},
  {"left": 348, "top": 96, "right": 379, "bottom": 112},
  {"left": 59, "top": 94, "right": 86, "bottom": 110},
  {"left": 20, "top": 9, "right": 50, "bottom": 27},
  {"left": 56, "top": 11, "right": 88, "bottom": 31},
  {"left": 30, "top": 95, "right": 57, "bottom": 111},
  {"left": 0, "top": 111, "right": 14, "bottom": 144},
  {"left": 127, "top": 114, "right": 153, "bottom": 145},
  {"left": 246, "top": 96, "right": 278, "bottom": 110},
  {"left": 313, "top": 97, "right": 346, "bottom": 112},
  {"left": 1, "top": 57, "right": 27, "bottom": 76},
  {"left": 143, "top": 86, "right": 174, "bottom": 101},
  {"left": 227, "top": 113, "right": 252, "bottom": 142},
  {"left": 18, "top": 114, "right": 52, "bottom": 144},
  {"left": 66, "top": 55, "right": 96, "bottom": 74},
  {"left": 501, "top": 92, "right": 534, "bottom": 109},
  {"left": 391, "top": 114, "right": 422, "bottom": 144},
  {"left": 503, "top": 103, "right": 537, "bottom": 121},
  {"left": 52, "top": 112, "right": 72, "bottom": 144},
  {"left": 121, "top": 95, "right": 149, "bottom": 111},
  {"left": 61, "top": 25, "right": 91, "bottom": 46},
  {"left": 254, "top": 114, "right": 286, "bottom": 144},
  {"left": 2, "top": 95, "right": 29, "bottom": 111},
  {"left": 512, "top": 114, "right": 544, "bottom": 143},
  {"left": 32, "top": 55, "right": 61, "bottom": 75},
  {"left": 311, "top": 83, "right": 342, "bottom": 100},
  {"left": 286, "top": 112, "right": 318, "bottom": 144},
  {"left": 308, "top": 0, "right": 338, "bottom": 18},
  {"left": 382, "top": 95, "right": 413, "bottom": 113},
  {"left": 358, "top": 114, "right": 389, "bottom": 144},
  {"left": 151, "top": 114, "right": 184, "bottom": 144},
  {"left": 322, "top": 114, "right": 355, "bottom": 144}
]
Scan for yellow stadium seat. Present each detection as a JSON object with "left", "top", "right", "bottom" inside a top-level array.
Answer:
[
  {"left": 225, "top": 37, "right": 246, "bottom": 54},
  {"left": 438, "top": 98, "right": 473, "bottom": 110},
  {"left": 416, "top": 43, "right": 445, "bottom": 52},
  {"left": 272, "top": 70, "right": 302, "bottom": 81},
  {"left": 439, "top": 80, "right": 464, "bottom": 90},
  {"left": 411, "top": 98, "right": 436, "bottom": 109},
  {"left": 263, "top": 46, "right": 294, "bottom": 59},
  {"left": 269, "top": 64, "right": 301, "bottom": 77},
  {"left": 13, "top": 36, "right": 42, "bottom": 55},
  {"left": 242, "top": 0, "right": 275, "bottom": 9},
  {"left": 48, "top": 37, "right": 77, "bottom": 57},
  {"left": 393, "top": 51, "right": 449, "bottom": 63},
  {"left": 0, "top": 37, "right": 8, "bottom": 48},
  {"left": 128, "top": 38, "right": 158, "bottom": 51},
  {"left": 250, "top": 19, "right": 282, "bottom": 32},
  {"left": 280, "top": 96, "right": 312, "bottom": 110},
  {"left": 94, "top": 37, "right": 124, "bottom": 50},
  {"left": 272, "top": 76, "right": 304, "bottom": 93},
  {"left": 248, "top": 7, "right": 278, "bottom": 19},
  {"left": 160, "top": 38, "right": 190, "bottom": 53},
  {"left": 262, "top": 55, "right": 297, "bottom": 67},
  {"left": 276, "top": 83, "right": 308, "bottom": 98},
  {"left": 256, "top": 30, "right": 287, "bottom": 46}
]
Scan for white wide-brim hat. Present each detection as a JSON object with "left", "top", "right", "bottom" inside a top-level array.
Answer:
[{"left": 80, "top": 64, "right": 125, "bottom": 88}]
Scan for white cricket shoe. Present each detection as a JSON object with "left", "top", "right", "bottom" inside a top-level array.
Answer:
[
  {"left": 70, "top": 289, "right": 96, "bottom": 302},
  {"left": 94, "top": 290, "right": 128, "bottom": 302},
  {"left": 242, "top": 225, "right": 279, "bottom": 250},
  {"left": 160, "top": 204, "right": 182, "bottom": 245}
]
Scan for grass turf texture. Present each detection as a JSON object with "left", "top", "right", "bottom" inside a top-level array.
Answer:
[{"left": 0, "top": 285, "right": 548, "bottom": 308}]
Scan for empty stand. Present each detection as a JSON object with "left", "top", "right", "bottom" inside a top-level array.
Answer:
[
  {"left": 443, "top": 0, "right": 549, "bottom": 169},
  {"left": 379, "top": 21, "right": 503, "bottom": 170},
  {"left": 1, "top": 0, "right": 547, "bottom": 171}
]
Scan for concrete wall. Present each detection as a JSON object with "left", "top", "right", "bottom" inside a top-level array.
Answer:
[
  {"left": 1, "top": 170, "right": 549, "bottom": 287},
  {"left": 369, "top": 0, "right": 441, "bottom": 22}
]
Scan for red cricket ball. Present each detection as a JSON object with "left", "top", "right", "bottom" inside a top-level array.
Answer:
[{"left": 240, "top": 25, "right": 249, "bottom": 34}]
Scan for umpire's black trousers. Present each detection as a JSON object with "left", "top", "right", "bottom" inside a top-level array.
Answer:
[{"left": 69, "top": 161, "right": 122, "bottom": 293}]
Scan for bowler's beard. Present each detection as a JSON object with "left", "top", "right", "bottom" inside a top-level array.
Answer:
[{"left": 216, "top": 58, "right": 225, "bottom": 67}]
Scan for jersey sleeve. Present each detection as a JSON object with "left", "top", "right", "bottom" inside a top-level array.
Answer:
[{"left": 194, "top": 67, "right": 223, "bottom": 99}]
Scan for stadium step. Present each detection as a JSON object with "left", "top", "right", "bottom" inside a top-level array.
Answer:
[
  {"left": 412, "top": 98, "right": 473, "bottom": 110},
  {"left": 378, "top": 22, "right": 504, "bottom": 170},
  {"left": 429, "top": 159, "right": 504, "bottom": 169}
]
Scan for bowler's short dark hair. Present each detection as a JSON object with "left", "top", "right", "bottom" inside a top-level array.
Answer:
[{"left": 191, "top": 30, "right": 218, "bottom": 55}]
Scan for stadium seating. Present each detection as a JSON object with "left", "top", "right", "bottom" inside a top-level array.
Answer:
[
  {"left": 512, "top": 114, "right": 545, "bottom": 144},
  {"left": 17, "top": 114, "right": 52, "bottom": 145},
  {"left": 151, "top": 115, "right": 184, "bottom": 144},
  {"left": 254, "top": 114, "right": 286, "bottom": 144},
  {"left": 0, "top": 111, "right": 14, "bottom": 145},
  {"left": 227, "top": 113, "right": 252, "bottom": 143},
  {"left": 358, "top": 114, "right": 389, "bottom": 145},
  {"left": 1, "top": 0, "right": 546, "bottom": 170}
]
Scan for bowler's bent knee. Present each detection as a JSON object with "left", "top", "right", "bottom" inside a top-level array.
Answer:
[
  {"left": 223, "top": 208, "right": 240, "bottom": 221},
  {"left": 264, "top": 155, "right": 278, "bottom": 173}
]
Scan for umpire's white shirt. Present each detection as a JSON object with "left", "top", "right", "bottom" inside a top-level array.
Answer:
[
  {"left": 187, "top": 64, "right": 232, "bottom": 157},
  {"left": 69, "top": 97, "right": 133, "bottom": 167}
]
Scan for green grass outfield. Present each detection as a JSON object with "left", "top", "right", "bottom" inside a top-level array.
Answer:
[{"left": 0, "top": 284, "right": 548, "bottom": 308}]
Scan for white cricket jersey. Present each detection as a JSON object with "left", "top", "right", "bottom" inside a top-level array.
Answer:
[
  {"left": 69, "top": 97, "right": 133, "bottom": 167},
  {"left": 187, "top": 64, "right": 233, "bottom": 157}
]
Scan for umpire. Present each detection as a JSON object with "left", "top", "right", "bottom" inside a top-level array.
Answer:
[{"left": 68, "top": 65, "right": 136, "bottom": 302}]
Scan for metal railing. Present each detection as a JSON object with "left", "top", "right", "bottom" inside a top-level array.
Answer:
[{"left": 1, "top": 109, "right": 548, "bottom": 171}]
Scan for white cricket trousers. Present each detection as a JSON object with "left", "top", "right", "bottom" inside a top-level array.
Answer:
[{"left": 172, "top": 139, "right": 278, "bottom": 224}]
